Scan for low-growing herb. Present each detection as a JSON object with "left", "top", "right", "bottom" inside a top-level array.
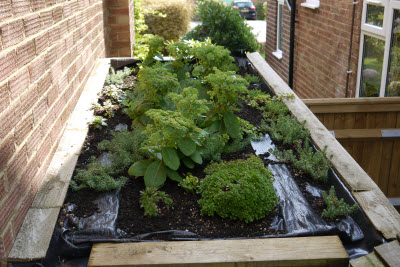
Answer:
[
  {"left": 244, "top": 74, "right": 261, "bottom": 84},
  {"left": 179, "top": 173, "right": 200, "bottom": 194},
  {"left": 89, "top": 116, "right": 107, "bottom": 130},
  {"left": 106, "top": 67, "right": 132, "bottom": 85},
  {"left": 140, "top": 187, "right": 173, "bottom": 216},
  {"left": 264, "top": 115, "right": 310, "bottom": 146}
]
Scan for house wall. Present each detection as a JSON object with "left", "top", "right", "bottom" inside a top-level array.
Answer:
[
  {"left": 0, "top": 0, "right": 134, "bottom": 263},
  {"left": 265, "top": 0, "right": 363, "bottom": 98},
  {"left": 265, "top": 1, "right": 291, "bottom": 83}
]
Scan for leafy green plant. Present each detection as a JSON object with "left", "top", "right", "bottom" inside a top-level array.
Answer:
[
  {"left": 102, "top": 84, "right": 127, "bottom": 104},
  {"left": 183, "top": 0, "right": 259, "bottom": 54},
  {"left": 133, "top": 34, "right": 165, "bottom": 67},
  {"left": 140, "top": 187, "right": 173, "bottom": 216},
  {"left": 261, "top": 98, "right": 290, "bottom": 121},
  {"left": 199, "top": 155, "right": 277, "bottom": 223},
  {"left": 71, "top": 158, "right": 128, "bottom": 191},
  {"left": 98, "top": 129, "right": 147, "bottom": 172},
  {"left": 128, "top": 108, "right": 207, "bottom": 188},
  {"left": 106, "top": 67, "right": 132, "bottom": 85},
  {"left": 126, "top": 65, "right": 181, "bottom": 124},
  {"left": 271, "top": 145, "right": 333, "bottom": 182},
  {"left": 205, "top": 69, "right": 249, "bottom": 139},
  {"left": 264, "top": 115, "right": 310, "bottom": 146},
  {"left": 179, "top": 173, "right": 200, "bottom": 194},
  {"left": 89, "top": 116, "right": 107, "bottom": 130},
  {"left": 201, "top": 133, "right": 229, "bottom": 161},
  {"left": 244, "top": 74, "right": 261, "bottom": 84},
  {"left": 322, "top": 186, "right": 358, "bottom": 220},
  {"left": 255, "top": 2, "right": 266, "bottom": 20},
  {"left": 191, "top": 42, "right": 237, "bottom": 78},
  {"left": 90, "top": 100, "right": 118, "bottom": 118}
]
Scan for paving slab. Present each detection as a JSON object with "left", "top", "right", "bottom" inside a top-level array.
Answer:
[{"left": 8, "top": 208, "right": 60, "bottom": 261}]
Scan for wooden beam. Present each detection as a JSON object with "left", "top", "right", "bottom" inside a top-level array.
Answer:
[
  {"left": 247, "top": 52, "right": 400, "bottom": 240},
  {"left": 374, "top": 240, "right": 400, "bottom": 267},
  {"left": 332, "top": 129, "right": 400, "bottom": 141},
  {"left": 303, "top": 98, "right": 400, "bottom": 114},
  {"left": 88, "top": 236, "right": 349, "bottom": 267},
  {"left": 350, "top": 252, "right": 385, "bottom": 267}
]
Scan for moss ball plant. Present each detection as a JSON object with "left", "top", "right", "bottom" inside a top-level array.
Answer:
[{"left": 198, "top": 155, "right": 278, "bottom": 223}]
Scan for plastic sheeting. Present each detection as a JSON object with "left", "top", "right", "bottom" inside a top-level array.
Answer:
[{"left": 31, "top": 133, "right": 384, "bottom": 266}]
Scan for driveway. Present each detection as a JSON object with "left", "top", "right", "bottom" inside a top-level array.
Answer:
[{"left": 189, "top": 20, "right": 267, "bottom": 43}]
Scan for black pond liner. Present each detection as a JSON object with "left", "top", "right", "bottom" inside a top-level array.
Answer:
[{"left": 12, "top": 57, "right": 384, "bottom": 266}]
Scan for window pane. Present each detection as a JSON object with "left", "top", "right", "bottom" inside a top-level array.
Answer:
[
  {"left": 359, "top": 35, "right": 385, "bottom": 97},
  {"left": 385, "top": 9, "right": 400, "bottom": 97},
  {"left": 278, "top": 4, "right": 283, "bottom": 51},
  {"left": 366, "top": 4, "right": 384, "bottom": 27}
]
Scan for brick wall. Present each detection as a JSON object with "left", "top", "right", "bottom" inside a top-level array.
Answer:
[
  {"left": 106, "top": 0, "right": 135, "bottom": 57},
  {"left": 265, "top": 0, "right": 363, "bottom": 98},
  {"left": 0, "top": 0, "right": 110, "bottom": 263},
  {"left": 265, "top": 0, "right": 291, "bottom": 83}
]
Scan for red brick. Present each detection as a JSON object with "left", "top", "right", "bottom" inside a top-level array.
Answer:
[
  {"left": 37, "top": 72, "right": 52, "bottom": 95},
  {"left": 63, "top": 3, "right": 72, "bottom": 18},
  {"left": 0, "top": 135, "right": 15, "bottom": 171},
  {"left": 45, "top": 0, "right": 55, "bottom": 7},
  {"left": 0, "top": 101, "right": 21, "bottom": 139},
  {"left": 1, "top": 20, "right": 24, "bottom": 49},
  {"left": 64, "top": 33, "right": 74, "bottom": 48},
  {"left": 33, "top": 97, "right": 48, "bottom": 125},
  {"left": 44, "top": 46, "right": 57, "bottom": 69},
  {"left": 0, "top": 82, "right": 10, "bottom": 112},
  {"left": 52, "top": 6, "right": 63, "bottom": 23},
  {"left": 48, "top": 25, "right": 61, "bottom": 45},
  {"left": 7, "top": 146, "right": 27, "bottom": 187},
  {"left": 0, "top": 174, "right": 7, "bottom": 205},
  {"left": 46, "top": 84, "right": 57, "bottom": 105},
  {"left": 110, "top": 8, "right": 128, "bottom": 15},
  {"left": 11, "top": 0, "right": 30, "bottom": 16},
  {"left": 20, "top": 83, "right": 38, "bottom": 114},
  {"left": 0, "top": 225, "right": 14, "bottom": 260},
  {"left": 31, "top": 0, "right": 45, "bottom": 11},
  {"left": 49, "top": 61, "right": 62, "bottom": 86},
  {"left": 14, "top": 113, "right": 33, "bottom": 145},
  {"left": 26, "top": 125, "right": 42, "bottom": 158},
  {"left": 40, "top": 9, "right": 53, "bottom": 28},
  {"left": 36, "top": 136, "right": 51, "bottom": 167},
  {"left": 40, "top": 109, "right": 54, "bottom": 135},
  {"left": 35, "top": 34, "right": 48, "bottom": 57},
  {"left": 67, "top": 16, "right": 76, "bottom": 32},
  {"left": 12, "top": 187, "right": 35, "bottom": 236},
  {"left": 16, "top": 40, "right": 35, "bottom": 68},
  {"left": 28, "top": 56, "right": 45, "bottom": 83},
  {"left": 0, "top": 50, "right": 16, "bottom": 83},
  {"left": 49, "top": 115, "right": 62, "bottom": 142},
  {"left": 23, "top": 13, "right": 41, "bottom": 37},
  {"left": 59, "top": 20, "right": 68, "bottom": 37},
  {"left": 0, "top": 0, "right": 12, "bottom": 23},
  {"left": 8, "top": 69, "right": 29, "bottom": 100}
]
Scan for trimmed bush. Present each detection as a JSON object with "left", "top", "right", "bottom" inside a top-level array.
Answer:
[
  {"left": 199, "top": 155, "right": 278, "bottom": 222},
  {"left": 256, "top": 2, "right": 266, "bottom": 20},
  {"left": 183, "top": 0, "right": 259, "bottom": 54},
  {"left": 143, "top": 0, "right": 194, "bottom": 42}
]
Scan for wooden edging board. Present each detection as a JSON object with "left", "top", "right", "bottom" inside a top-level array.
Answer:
[
  {"left": 88, "top": 236, "right": 349, "bottom": 267},
  {"left": 303, "top": 97, "right": 400, "bottom": 113},
  {"left": 247, "top": 52, "right": 400, "bottom": 240}
]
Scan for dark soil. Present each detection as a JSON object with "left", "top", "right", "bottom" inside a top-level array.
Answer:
[{"left": 61, "top": 63, "right": 329, "bottom": 240}]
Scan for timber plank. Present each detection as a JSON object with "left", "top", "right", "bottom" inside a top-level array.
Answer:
[
  {"left": 344, "top": 113, "right": 356, "bottom": 129},
  {"left": 333, "top": 129, "right": 382, "bottom": 141},
  {"left": 334, "top": 113, "right": 345, "bottom": 129},
  {"left": 388, "top": 141, "right": 400, "bottom": 197},
  {"left": 247, "top": 52, "right": 400, "bottom": 239},
  {"left": 353, "top": 189, "right": 400, "bottom": 239},
  {"left": 366, "top": 113, "right": 377, "bottom": 129},
  {"left": 88, "top": 237, "right": 349, "bottom": 267},
  {"left": 354, "top": 113, "right": 367, "bottom": 129},
  {"left": 303, "top": 97, "right": 400, "bottom": 106},
  {"left": 325, "top": 113, "right": 335, "bottom": 130},
  {"left": 374, "top": 240, "right": 400, "bottom": 266},
  {"left": 350, "top": 252, "right": 385, "bottom": 267},
  {"left": 379, "top": 141, "right": 394, "bottom": 196}
]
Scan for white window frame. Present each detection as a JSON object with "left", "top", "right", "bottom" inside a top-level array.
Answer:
[
  {"left": 301, "top": 0, "right": 320, "bottom": 9},
  {"left": 272, "top": 0, "right": 284, "bottom": 60},
  {"left": 356, "top": 0, "right": 400, "bottom": 97}
]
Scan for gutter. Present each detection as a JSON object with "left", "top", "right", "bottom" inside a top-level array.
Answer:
[{"left": 345, "top": 1, "right": 359, "bottom": 97}]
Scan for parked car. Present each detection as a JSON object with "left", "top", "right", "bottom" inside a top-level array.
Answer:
[{"left": 232, "top": 0, "right": 257, "bottom": 20}]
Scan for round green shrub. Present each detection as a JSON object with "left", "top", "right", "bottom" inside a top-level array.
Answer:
[
  {"left": 198, "top": 155, "right": 278, "bottom": 223},
  {"left": 143, "top": 0, "right": 194, "bottom": 42},
  {"left": 183, "top": 0, "right": 259, "bottom": 55}
]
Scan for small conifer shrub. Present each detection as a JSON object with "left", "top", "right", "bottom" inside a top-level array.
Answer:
[
  {"left": 322, "top": 186, "right": 358, "bottom": 220},
  {"left": 140, "top": 187, "right": 173, "bottom": 216}
]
